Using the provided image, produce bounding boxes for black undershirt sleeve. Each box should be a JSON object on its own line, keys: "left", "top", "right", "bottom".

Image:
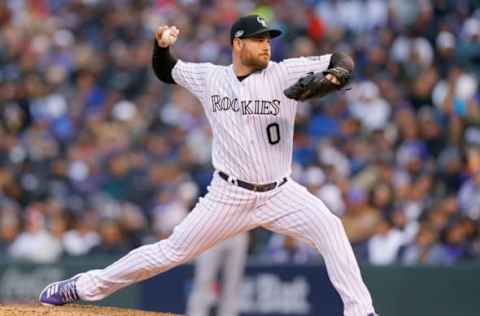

{"left": 328, "top": 52, "right": 355, "bottom": 73}
{"left": 152, "top": 40, "right": 178, "bottom": 84}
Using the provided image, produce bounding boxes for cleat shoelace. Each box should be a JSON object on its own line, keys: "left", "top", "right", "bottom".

{"left": 60, "top": 280, "right": 79, "bottom": 303}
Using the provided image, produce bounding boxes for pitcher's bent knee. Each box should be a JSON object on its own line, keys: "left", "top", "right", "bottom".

{"left": 306, "top": 211, "right": 347, "bottom": 244}
{"left": 327, "top": 213, "right": 344, "bottom": 229}
{"left": 311, "top": 210, "right": 344, "bottom": 230}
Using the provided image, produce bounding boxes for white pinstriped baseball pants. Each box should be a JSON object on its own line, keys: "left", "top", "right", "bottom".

{"left": 76, "top": 172, "right": 376, "bottom": 316}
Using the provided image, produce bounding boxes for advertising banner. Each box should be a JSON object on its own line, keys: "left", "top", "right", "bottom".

{"left": 142, "top": 264, "right": 343, "bottom": 316}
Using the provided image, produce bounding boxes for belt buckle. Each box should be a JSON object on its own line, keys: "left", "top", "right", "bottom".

{"left": 227, "top": 175, "right": 237, "bottom": 186}
{"left": 252, "top": 184, "right": 259, "bottom": 192}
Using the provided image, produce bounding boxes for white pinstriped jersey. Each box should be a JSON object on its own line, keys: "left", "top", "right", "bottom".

{"left": 172, "top": 55, "right": 331, "bottom": 184}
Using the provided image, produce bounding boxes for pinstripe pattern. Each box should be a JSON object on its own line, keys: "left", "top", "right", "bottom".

{"left": 76, "top": 174, "right": 255, "bottom": 300}
{"left": 74, "top": 54, "right": 376, "bottom": 316}
{"left": 254, "top": 180, "right": 374, "bottom": 316}
{"left": 76, "top": 175, "right": 376, "bottom": 315}
{"left": 170, "top": 57, "right": 332, "bottom": 184}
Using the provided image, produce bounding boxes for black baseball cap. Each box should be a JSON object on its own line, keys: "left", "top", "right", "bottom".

{"left": 230, "top": 15, "right": 282, "bottom": 45}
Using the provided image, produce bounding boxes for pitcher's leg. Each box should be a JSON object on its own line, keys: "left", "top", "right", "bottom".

{"left": 77, "top": 193, "right": 253, "bottom": 301}
{"left": 257, "top": 181, "right": 375, "bottom": 316}
{"left": 218, "top": 233, "right": 249, "bottom": 316}
{"left": 186, "top": 244, "right": 224, "bottom": 316}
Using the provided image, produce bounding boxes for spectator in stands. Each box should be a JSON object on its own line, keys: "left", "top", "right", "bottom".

{"left": 0, "top": 210, "right": 19, "bottom": 253}
{"left": 459, "top": 171, "right": 480, "bottom": 220}
{"left": 401, "top": 224, "right": 439, "bottom": 265}
{"left": 368, "top": 216, "right": 406, "bottom": 265}
{"left": 8, "top": 209, "right": 63, "bottom": 263}
{"left": 342, "top": 187, "right": 382, "bottom": 260}
{"left": 63, "top": 214, "right": 100, "bottom": 257}
{"left": 89, "top": 220, "right": 130, "bottom": 256}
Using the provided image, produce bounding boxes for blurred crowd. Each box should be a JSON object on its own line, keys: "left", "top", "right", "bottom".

{"left": 1, "top": 0, "right": 480, "bottom": 266}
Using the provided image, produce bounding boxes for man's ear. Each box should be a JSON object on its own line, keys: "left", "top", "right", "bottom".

{"left": 233, "top": 38, "right": 242, "bottom": 50}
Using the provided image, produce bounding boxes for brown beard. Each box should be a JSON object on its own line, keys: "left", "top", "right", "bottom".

{"left": 249, "top": 57, "right": 268, "bottom": 70}
{"left": 241, "top": 48, "right": 269, "bottom": 71}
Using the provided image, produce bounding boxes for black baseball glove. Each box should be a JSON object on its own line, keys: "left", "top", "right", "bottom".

{"left": 283, "top": 67, "right": 352, "bottom": 101}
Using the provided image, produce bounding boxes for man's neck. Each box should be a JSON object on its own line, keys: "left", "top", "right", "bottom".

{"left": 233, "top": 60, "right": 254, "bottom": 77}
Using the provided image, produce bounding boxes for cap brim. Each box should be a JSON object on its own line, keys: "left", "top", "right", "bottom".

{"left": 245, "top": 28, "right": 282, "bottom": 39}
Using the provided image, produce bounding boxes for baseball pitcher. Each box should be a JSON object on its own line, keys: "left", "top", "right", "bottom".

{"left": 40, "top": 15, "right": 377, "bottom": 316}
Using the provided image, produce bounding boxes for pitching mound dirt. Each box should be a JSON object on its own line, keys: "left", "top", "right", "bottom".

{"left": 0, "top": 304, "right": 180, "bottom": 316}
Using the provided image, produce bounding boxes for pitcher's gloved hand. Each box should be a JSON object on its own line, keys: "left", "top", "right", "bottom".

{"left": 283, "top": 66, "right": 352, "bottom": 101}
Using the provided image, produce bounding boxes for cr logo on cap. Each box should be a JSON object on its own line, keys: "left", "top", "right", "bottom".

{"left": 235, "top": 30, "right": 245, "bottom": 38}
{"left": 257, "top": 16, "right": 267, "bottom": 27}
